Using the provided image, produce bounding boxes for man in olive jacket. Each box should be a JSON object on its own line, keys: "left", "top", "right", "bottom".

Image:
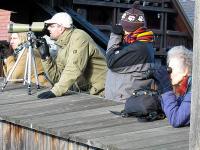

{"left": 37, "top": 12, "right": 107, "bottom": 99}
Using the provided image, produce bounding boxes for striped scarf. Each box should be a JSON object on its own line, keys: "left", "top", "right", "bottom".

{"left": 124, "top": 27, "right": 154, "bottom": 45}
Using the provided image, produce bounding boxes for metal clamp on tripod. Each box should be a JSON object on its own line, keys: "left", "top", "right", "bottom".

{"left": 2, "top": 31, "right": 40, "bottom": 95}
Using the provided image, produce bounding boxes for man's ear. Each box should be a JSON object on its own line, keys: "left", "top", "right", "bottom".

{"left": 60, "top": 26, "right": 66, "bottom": 33}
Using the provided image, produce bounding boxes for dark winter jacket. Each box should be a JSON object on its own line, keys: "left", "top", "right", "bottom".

{"left": 105, "top": 33, "right": 154, "bottom": 102}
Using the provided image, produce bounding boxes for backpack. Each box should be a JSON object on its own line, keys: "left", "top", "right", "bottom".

{"left": 112, "top": 89, "right": 165, "bottom": 122}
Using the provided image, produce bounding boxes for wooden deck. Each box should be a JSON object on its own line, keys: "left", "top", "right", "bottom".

{"left": 0, "top": 78, "right": 189, "bottom": 150}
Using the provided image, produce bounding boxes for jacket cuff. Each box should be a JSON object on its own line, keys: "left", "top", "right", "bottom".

{"left": 107, "top": 33, "right": 122, "bottom": 53}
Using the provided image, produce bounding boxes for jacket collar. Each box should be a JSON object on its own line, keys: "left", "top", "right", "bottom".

{"left": 55, "top": 28, "right": 74, "bottom": 47}
{"left": 177, "top": 76, "right": 192, "bottom": 96}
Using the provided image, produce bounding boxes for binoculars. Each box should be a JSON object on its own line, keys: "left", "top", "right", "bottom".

{"left": 8, "top": 22, "right": 46, "bottom": 33}
{"left": 146, "top": 67, "right": 172, "bottom": 79}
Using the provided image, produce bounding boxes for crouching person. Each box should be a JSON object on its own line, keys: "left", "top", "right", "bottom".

{"left": 152, "top": 46, "right": 192, "bottom": 127}
{"left": 37, "top": 12, "right": 108, "bottom": 99}
{"left": 105, "top": 1, "right": 154, "bottom": 102}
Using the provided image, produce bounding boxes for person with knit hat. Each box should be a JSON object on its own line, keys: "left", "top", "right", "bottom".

{"left": 120, "top": 1, "right": 146, "bottom": 32}
{"left": 105, "top": 1, "right": 155, "bottom": 102}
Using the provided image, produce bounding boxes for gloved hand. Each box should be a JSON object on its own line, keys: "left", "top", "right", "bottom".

{"left": 152, "top": 66, "right": 173, "bottom": 94}
{"left": 36, "top": 38, "right": 50, "bottom": 60}
{"left": 111, "top": 24, "right": 124, "bottom": 35}
{"left": 37, "top": 91, "right": 56, "bottom": 99}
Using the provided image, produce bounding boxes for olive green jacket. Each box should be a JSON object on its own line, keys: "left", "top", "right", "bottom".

{"left": 42, "top": 28, "right": 107, "bottom": 96}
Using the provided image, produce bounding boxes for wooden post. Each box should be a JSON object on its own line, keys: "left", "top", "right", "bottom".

{"left": 189, "top": 0, "right": 200, "bottom": 149}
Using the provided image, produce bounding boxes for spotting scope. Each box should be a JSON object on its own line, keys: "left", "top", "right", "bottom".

{"left": 8, "top": 22, "right": 46, "bottom": 33}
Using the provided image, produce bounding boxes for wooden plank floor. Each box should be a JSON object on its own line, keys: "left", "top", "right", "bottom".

{"left": 0, "top": 78, "right": 189, "bottom": 150}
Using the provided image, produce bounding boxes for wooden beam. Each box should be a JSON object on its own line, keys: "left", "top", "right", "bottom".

{"left": 159, "top": 8, "right": 164, "bottom": 52}
{"left": 171, "top": 0, "right": 193, "bottom": 38}
{"left": 163, "top": 12, "right": 167, "bottom": 49}
{"left": 35, "top": 2, "right": 57, "bottom": 16}
{"left": 95, "top": 25, "right": 112, "bottom": 31}
{"left": 189, "top": 1, "right": 200, "bottom": 149}
{"left": 151, "top": 29, "right": 188, "bottom": 37}
{"left": 139, "top": 6, "right": 176, "bottom": 13}
{"left": 73, "top": 0, "right": 176, "bottom": 13}
{"left": 166, "top": 30, "right": 188, "bottom": 37}
{"left": 154, "top": 50, "right": 167, "bottom": 56}
{"left": 58, "top": 6, "right": 108, "bottom": 53}
{"left": 138, "top": 0, "right": 171, "bottom": 3}
{"left": 73, "top": 0, "right": 132, "bottom": 8}
{"left": 116, "top": 7, "right": 120, "bottom": 23}
{"left": 113, "top": 7, "right": 117, "bottom": 24}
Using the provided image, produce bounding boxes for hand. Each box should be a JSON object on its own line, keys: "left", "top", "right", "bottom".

{"left": 36, "top": 38, "right": 50, "bottom": 59}
{"left": 111, "top": 25, "right": 124, "bottom": 35}
{"left": 152, "top": 66, "right": 173, "bottom": 94}
{"left": 37, "top": 91, "right": 56, "bottom": 99}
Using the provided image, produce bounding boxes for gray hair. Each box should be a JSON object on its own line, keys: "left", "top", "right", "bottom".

{"left": 167, "top": 45, "right": 193, "bottom": 76}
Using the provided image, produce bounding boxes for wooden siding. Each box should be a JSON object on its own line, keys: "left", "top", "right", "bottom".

{"left": 178, "top": 0, "right": 195, "bottom": 27}
{"left": 0, "top": 78, "right": 189, "bottom": 150}
{"left": 72, "top": 0, "right": 193, "bottom": 57}
{"left": 172, "top": 0, "right": 195, "bottom": 37}
{"left": 0, "top": 9, "right": 11, "bottom": 41}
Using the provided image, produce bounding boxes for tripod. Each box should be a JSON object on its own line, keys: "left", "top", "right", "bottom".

{"left": 2, "top": 31, "right": 40, "bottom": 95}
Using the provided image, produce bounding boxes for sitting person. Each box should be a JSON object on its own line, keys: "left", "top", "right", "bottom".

{"left": 153, "top": 45, "right": 192, "bottom": 127}
{"left": 37, "top": 12, "right": 107, "bottom": 99}
{"left": 3, "top": 32, "right": 52, "bottom": 87}
{"left": 105, "top": 1, "right": 154, "bottom": 102}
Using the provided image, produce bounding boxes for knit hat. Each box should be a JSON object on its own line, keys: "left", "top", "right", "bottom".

{"left": 120, "top": 1, "right": 145, "bottom": 32}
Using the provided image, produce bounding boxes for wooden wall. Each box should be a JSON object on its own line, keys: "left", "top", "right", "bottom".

{"left": 0, "top": 9, "right": 11, "bottom": 41}
{"left": 0, "top": 121, "right": 93, "bottom": 150}
{"left": 0, "top": 9, "right": 11, "bottom": 77}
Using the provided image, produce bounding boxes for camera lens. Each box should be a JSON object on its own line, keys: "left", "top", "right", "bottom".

{"left": 146, "top": 66, "right": 172, "bottom": 79}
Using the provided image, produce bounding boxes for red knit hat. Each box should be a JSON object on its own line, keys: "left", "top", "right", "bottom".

{"left": 120, "top": 1, "right": 145, "bottom": 32}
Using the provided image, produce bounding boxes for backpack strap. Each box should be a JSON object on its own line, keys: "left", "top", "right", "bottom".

{"left": 132, "top": 89, "right": 158, "bottom": 96}
{"left": 110, "top": 110, "right": 137, "bottom": 118}
{"left": 137, "top": 111, "right": 165, "bottom": 122}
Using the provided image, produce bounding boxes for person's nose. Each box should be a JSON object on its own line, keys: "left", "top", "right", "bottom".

{"left": 47, "top": 26, "right": 51, "bottom": 31}
{"left": 10, "top": 39, "right": 14, "bottom": 44}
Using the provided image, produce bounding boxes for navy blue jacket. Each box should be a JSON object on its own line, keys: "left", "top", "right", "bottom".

{"left": 106, "top": 40, "right": 154, "bottom": 70}
{"left": 160, "top": 77, "right": 192, "bottom": 127}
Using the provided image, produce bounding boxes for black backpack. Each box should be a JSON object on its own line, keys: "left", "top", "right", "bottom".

{"left": 111, "top": 89, "right": 165, "bottom": 122}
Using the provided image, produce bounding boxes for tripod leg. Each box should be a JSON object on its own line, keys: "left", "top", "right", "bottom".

{"left": 23, "top": 49, "right": 29, "bottom": 85}
{"left": 31, "top": 48, "right": 40, "bottom": 89}
{"left": 27, "top": 46, "right": 32, "bottom": 95}
{"left": 2, "top": 47, "right": 26, "bottom": 91}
